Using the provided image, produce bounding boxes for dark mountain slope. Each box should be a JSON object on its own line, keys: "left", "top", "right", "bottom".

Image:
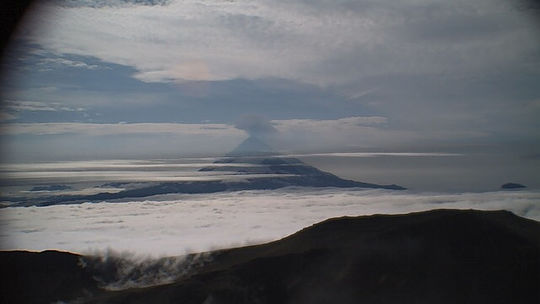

{"left": 2, "top": 209, "right": 539, "bottom": 303}
{"left": 0, "top": 250, "right": 99, "bottom": 304}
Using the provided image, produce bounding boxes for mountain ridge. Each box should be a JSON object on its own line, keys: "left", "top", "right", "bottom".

{"left": 1, "top": 209, "right": 539, "bottom": 303}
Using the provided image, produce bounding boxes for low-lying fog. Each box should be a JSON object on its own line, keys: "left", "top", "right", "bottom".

{"left": 1, "top": 188, "right": 538, "bottom": 256}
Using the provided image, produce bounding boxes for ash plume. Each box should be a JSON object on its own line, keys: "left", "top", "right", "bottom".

{"left": 234, "top": 115, "right": 277, "bottom": 138}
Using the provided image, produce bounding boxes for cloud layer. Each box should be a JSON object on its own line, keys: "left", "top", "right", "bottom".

{"left": 2, "top": 0, "right": 539, "bottom": 160}
{"left": 24, "top": 0, "right": 539, "bottom": 87}
{"left": 0, "top": 122, "right": 240, "bottom": 136}
{"left": 1, "top": 188, "right": 539, "bottom": 256}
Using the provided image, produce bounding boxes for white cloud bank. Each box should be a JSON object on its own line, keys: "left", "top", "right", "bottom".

{"left": 1, "top": 188, "right": 538, "bottom": 256}
{"left": 23, "top": 0, "right": 538, "bottom": 87}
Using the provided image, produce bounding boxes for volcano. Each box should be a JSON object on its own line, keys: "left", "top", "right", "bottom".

{"left": 5, "top": 139, "right": 404, "bottom": 207}
{"left": 227, "top": 136, "right": 274, "bottom": 157}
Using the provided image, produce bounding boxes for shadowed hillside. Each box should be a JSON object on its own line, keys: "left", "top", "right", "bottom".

{"left": 1, "top": 209, "right": 539, "bottom": 303}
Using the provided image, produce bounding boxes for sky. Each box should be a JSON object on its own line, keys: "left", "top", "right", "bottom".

{"left": 1, "top": 0, "right": 539, "bottom": 261}
{"left": 0, "top": 0, "right": 539, "bottom": 160}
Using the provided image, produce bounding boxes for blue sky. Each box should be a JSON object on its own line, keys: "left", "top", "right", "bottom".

{"left": 1, "top": 0, "right": 539, "bottom": 160}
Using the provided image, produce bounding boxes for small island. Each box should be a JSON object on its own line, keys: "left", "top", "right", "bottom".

{"left": 501, "top": 183, "right": 526, "bottom": 189}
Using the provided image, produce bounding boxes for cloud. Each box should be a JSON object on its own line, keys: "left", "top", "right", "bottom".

{"left": 266, "top": 116, "right": 423, "bottom": 152}
{"left": 81, "top": 249, "right": 212, "bottom": 290}
{"left": 235, "top": 115, "right": 277, "bottom": 137}
{"left": 1, "top": 188, "right": 539, "bottom": 256}
{"left": 2, "top": 0, "right": 537, "bottom": 152}
{"left": 272, "top": 116, "right": 387, "bottom": 130}
{"left": 54, "top": 0, "right": 171, "bottom": 8}
{"left": 0, "top": 116, "right": 386, "bottom": 137}
{"left": 0, "top": 122, "right": 242, "bottom": 136}
{"left": 0, "top": 116, "right": 495, "bottom": 160}
{"left": 18, "top": 0, "right": 535, "bottom": 86}
{"left": 0, "top": 118, "right": 326, "bottom": 161}
{"left": 0, "top": 117, "right": 414, "bottom": 155}
{"left": 4, "top": 100, "right": 86, "bottom": 112}
{"left": 283, "top": 152, "right": 462, "bottom": 158}
{"left": 0, "top": 122, "right": 246, "bottom": 160}
{"left": 39, "top": 57, "right": 101, "bottom": 70}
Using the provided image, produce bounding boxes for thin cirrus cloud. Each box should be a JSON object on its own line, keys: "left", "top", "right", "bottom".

{"left": 0, "top": 116, "right": 388, "bottom": 136}
{"left": 4, "top": 100, "right": 85, "bottom": 112}
{"left": 0, "top": 122, "right": 241, "bottom": 136}
{"left": 272, "top": 116, "right": 388, "bottom": 130}
{"left": 0, "top": 116, "right": 494, "bottom": 161}
{"left": 0, "top": 100, "right": 86, "bottom": 121}
{"left": 0, "top": 116, "right": 416, "bottom": 153}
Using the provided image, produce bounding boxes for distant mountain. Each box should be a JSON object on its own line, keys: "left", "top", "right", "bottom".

{"left": 6, "top": 156, "right": 404, "bottom": 207}
{"left": 2, "top": 209, "right": 539, "bottom": 303}
{"left": 226, "top": 136, "right": 274, "bottom": 157}
{"left": 2, "top": 138, "right": 404, "bottom": 207}
{"left": 200, "top": 156, "right": 405, "bottom": 189}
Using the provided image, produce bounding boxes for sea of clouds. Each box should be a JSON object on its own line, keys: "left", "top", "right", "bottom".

{"left": 1, "top": 188, "right": 539, "bottom": 257}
